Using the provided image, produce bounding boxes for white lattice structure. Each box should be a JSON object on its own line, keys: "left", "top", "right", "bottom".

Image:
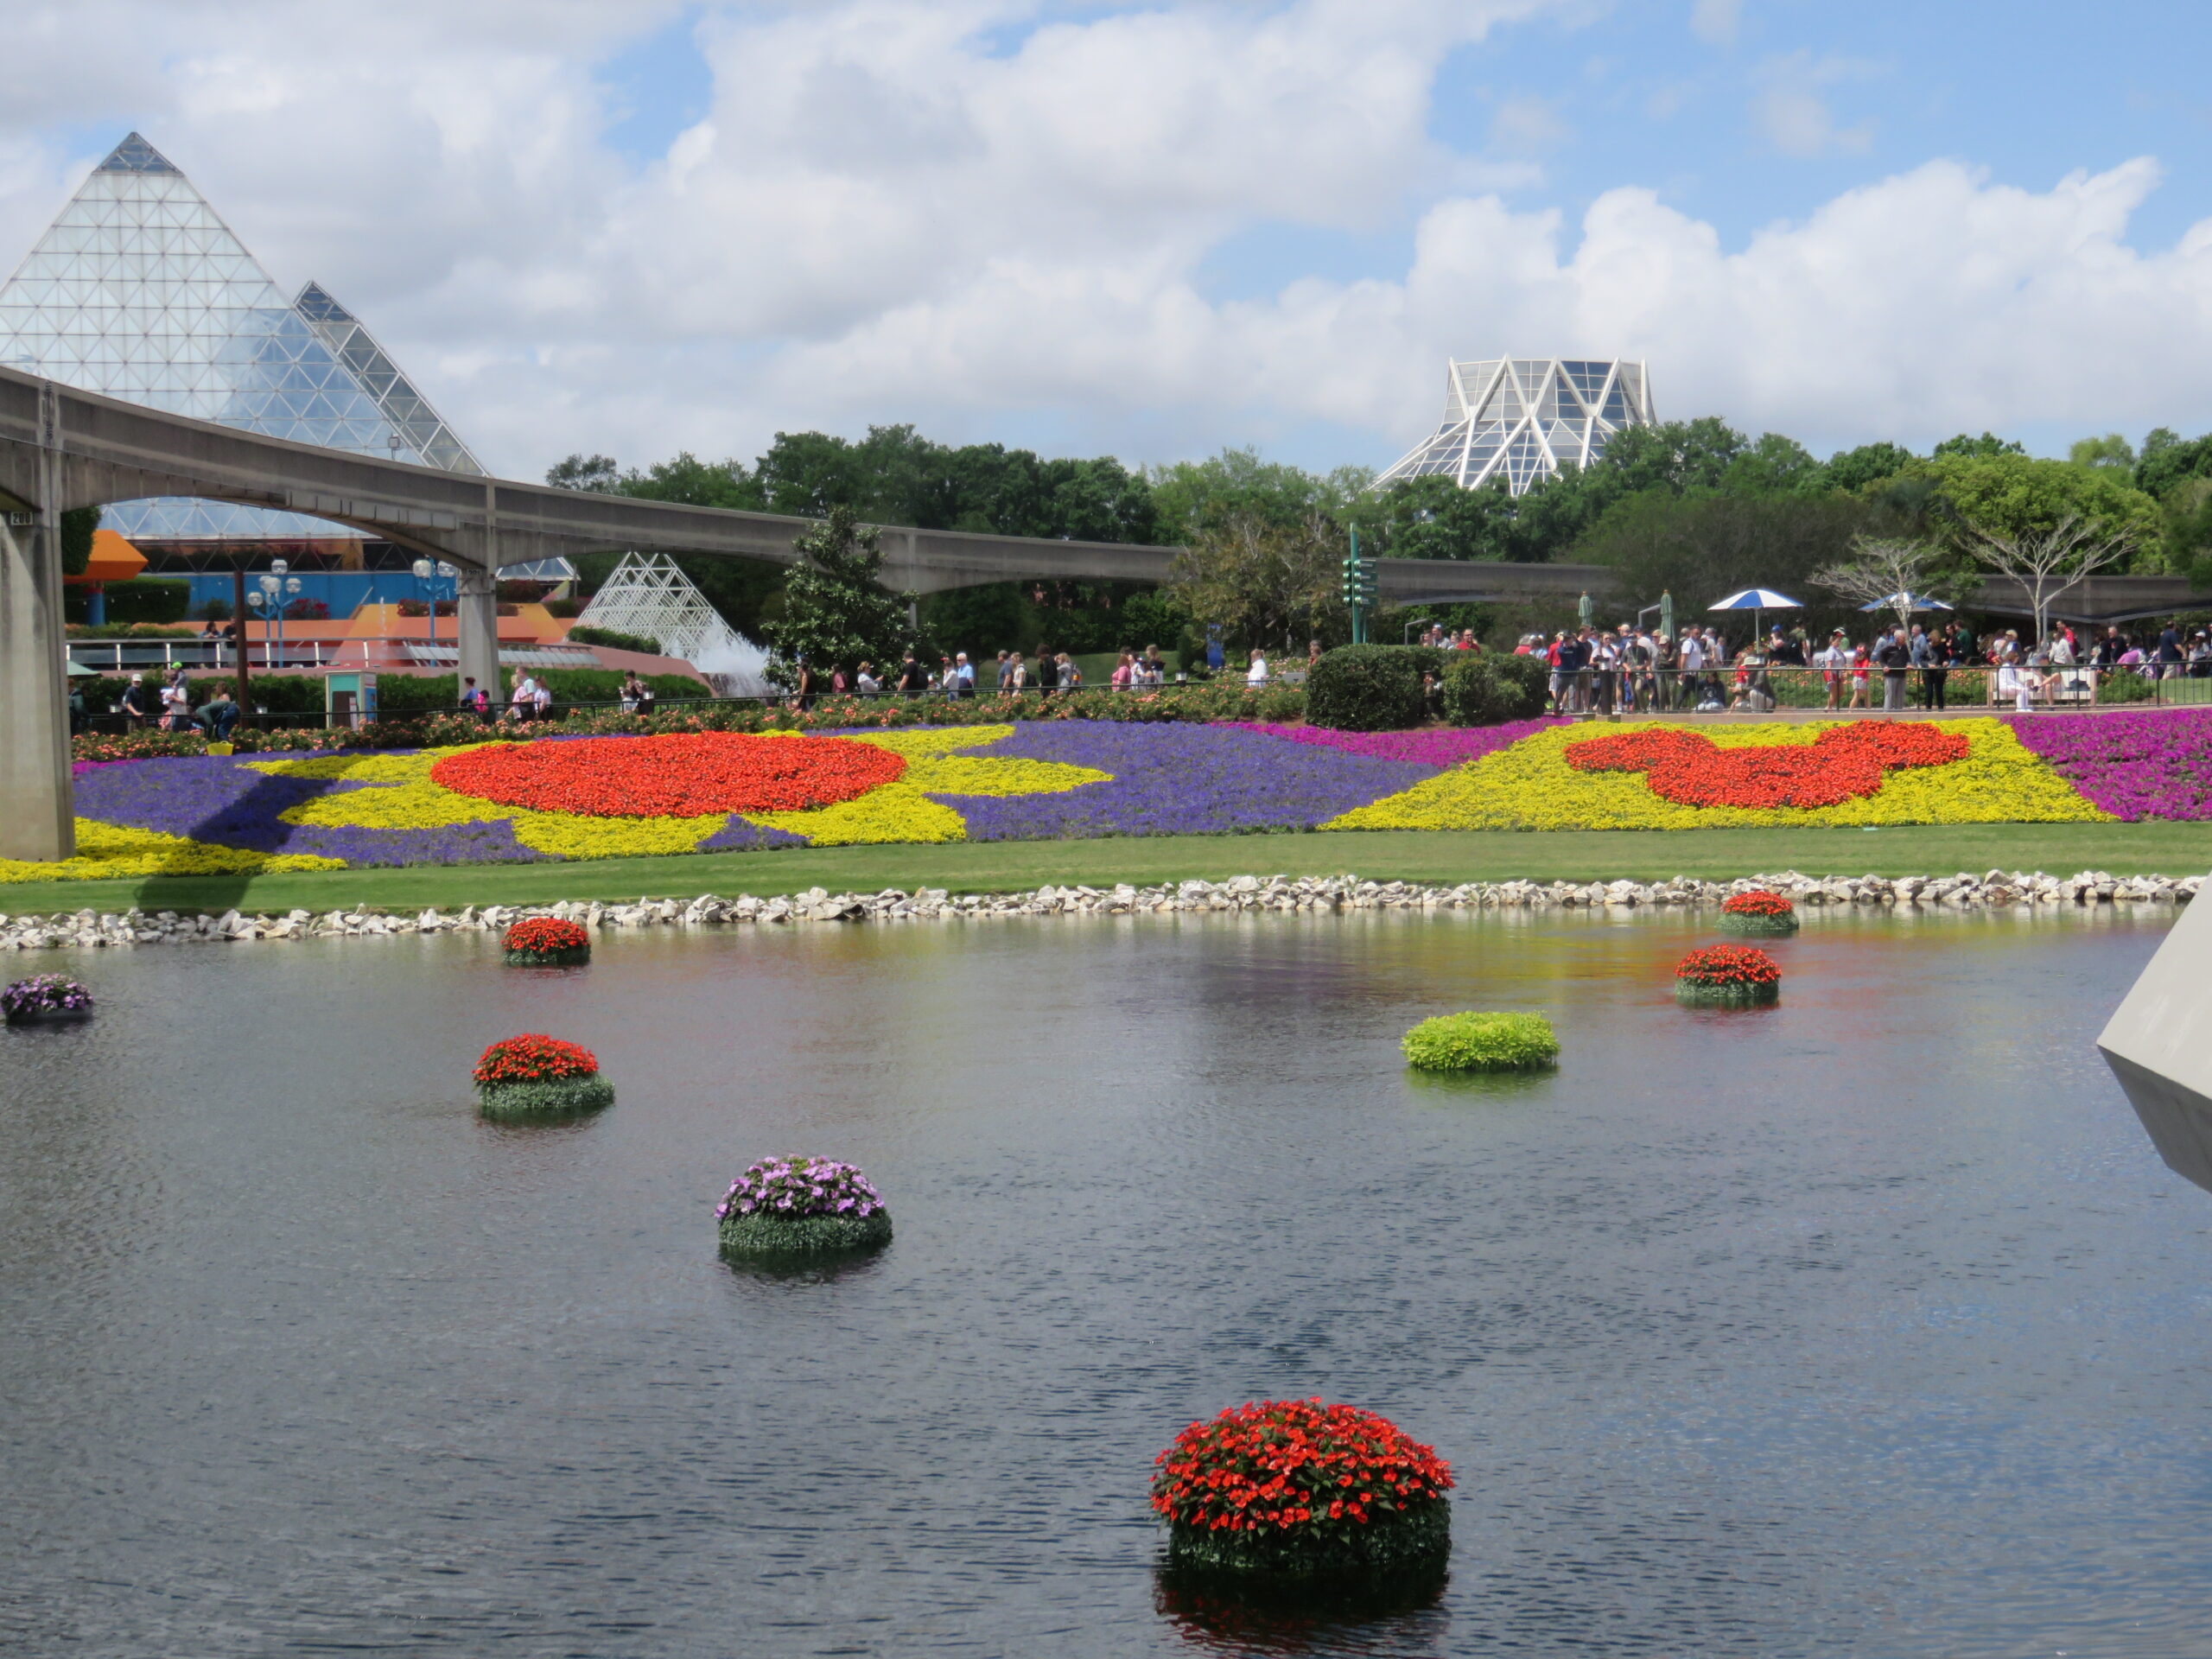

{"left": 574, "top": 552, "right": 770, "bottom": 696}
{"left": 1377, "top": 358, "right": 1655, "bottom": 497}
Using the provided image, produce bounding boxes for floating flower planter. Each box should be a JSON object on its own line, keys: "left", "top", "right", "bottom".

{"left": 717, "top": 1156, "right": 892, "bottom": 1259}
{"left": 473, "top": 1033, "right": 613, "bottom": 1118}
{"left": 3, "top": 974, "right": 94, "bottom": 1025}
{"left": 1717, "top": 890, "right": 1800, "bottom": 937}
{"left": 503, "top": 917, "right": 591, "bottom": 967}
{"left": 1151, "top": 1400, "right": 1453, "bottom": 1580}
{"left": 1675, "top": 944, "right": 1782, "bottom": 1007}
{"left": 1402, "top": 1011, "right": 1558, "bottom": 1072}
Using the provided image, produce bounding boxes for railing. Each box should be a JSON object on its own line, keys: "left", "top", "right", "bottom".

{"left": 1528, "top": 662, "right": 2209, "bottom": 715}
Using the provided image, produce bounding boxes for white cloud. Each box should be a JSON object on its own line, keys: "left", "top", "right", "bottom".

{"left": 1, "top": 1, "right": 2210, "bottom": 480}
{"left": 1689, "top": 0, "right": 1742, "bottom": 47}
{"left": 1755, "top": 51, "right": 1875, "bottom": 158}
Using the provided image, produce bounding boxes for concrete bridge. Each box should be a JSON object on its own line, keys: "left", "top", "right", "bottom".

{"left": 2, "top": 361, "right": 2200, "bottom": 861}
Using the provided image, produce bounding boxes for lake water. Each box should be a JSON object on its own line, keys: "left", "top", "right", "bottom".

{"left": 0, "top": 909, "right": 2202, "bottom": 1657}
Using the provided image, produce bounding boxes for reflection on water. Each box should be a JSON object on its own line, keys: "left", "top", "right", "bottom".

{"left": 0, "top": 906, "right": 2197, "bottom": 1657}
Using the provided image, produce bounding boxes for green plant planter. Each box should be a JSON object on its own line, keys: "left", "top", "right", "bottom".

{"left": 1402, "top": 1011, "right": 1559, "bottom": 1072}
{"left": 1716, "top": 912, "right": 1798, "bottom": 938}
{"left": 1166, "top": 1497, "right": 1451, "bottom": 1580}
{"left": 476, "top": 1075, "right": 615, "bottom": 1119}
{"left": 1675, "top": 978, "right": 1781, "bottom": 1007}
{"left": 718, "top": 1211, "right": 893, "bottom": 1259}
{"left": 4, "top": 1006, "right": 92, "bottom": 1026}
{"left": 504, "top": 944, "right": 591, "bottom": 968}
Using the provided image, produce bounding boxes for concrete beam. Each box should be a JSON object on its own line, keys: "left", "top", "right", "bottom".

{"left": 0, "top": 505, "right": 73, "bottom": 861}
{"left": 2099, "top": 887, "right": 2212, "bottom": 1193}
{"left": 454, "top": 562, "right": 500, "bottom": 708}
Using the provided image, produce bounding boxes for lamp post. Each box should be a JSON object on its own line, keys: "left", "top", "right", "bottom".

{"left": 412, "top": 558, "right": 436, "bottom": 647}
{"left": 252, "top": 559, "right": 300, "bottom": 669}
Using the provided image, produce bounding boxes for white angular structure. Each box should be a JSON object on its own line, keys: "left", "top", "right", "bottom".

{"left": 2101, "top": 893, "right": 2212, "bottom": 1193}
{"left": 0, "top": 132, "right": 521, "bottom": 550}
{"left": 1377, "top": 358, "right": 1655, "bottom": 496}
{"left": 575, "top": 553, "right": 770, "bottom": 696}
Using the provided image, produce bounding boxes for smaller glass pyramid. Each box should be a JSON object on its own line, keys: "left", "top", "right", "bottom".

{"left": 0, "top": 132, "right": 485, "bottom": 542}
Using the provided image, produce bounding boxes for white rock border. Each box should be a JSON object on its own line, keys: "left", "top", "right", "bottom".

{"left": 0, "top": 869, "right": 2196, "bottom": 950}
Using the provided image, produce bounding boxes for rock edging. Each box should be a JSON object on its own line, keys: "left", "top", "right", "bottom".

{"left": 0, "top": 869, "right": 2196, "bottom": 950}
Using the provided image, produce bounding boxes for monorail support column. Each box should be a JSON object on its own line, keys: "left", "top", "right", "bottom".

{"left": 0, "top": 496, "right": 75, "bottom": 861}
{"left": 454, "top": 560, "right": 501, "bottom": 710}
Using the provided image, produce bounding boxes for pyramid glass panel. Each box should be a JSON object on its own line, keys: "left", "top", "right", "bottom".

{"left": 0, "top": 132, "right": 486, "bottom": 542}
{"left": 1377, "top": 357, "right": 1655, "bottom": 497}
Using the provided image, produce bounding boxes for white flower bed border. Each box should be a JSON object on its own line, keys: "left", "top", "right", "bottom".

{"left": 0, "top": 869, "right": 2196, "bottom": 950}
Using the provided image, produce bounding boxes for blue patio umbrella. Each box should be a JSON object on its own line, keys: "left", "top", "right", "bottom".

{"left": 1708, "top": 587, "right": 1802, "bottom": 645}
{"left": 1859, "top": 593, "right": 1954, "bottom": 613}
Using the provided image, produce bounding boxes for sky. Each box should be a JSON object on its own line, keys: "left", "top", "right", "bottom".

{"left": 3, "top": 0, "right": 2212, "bottom": 482}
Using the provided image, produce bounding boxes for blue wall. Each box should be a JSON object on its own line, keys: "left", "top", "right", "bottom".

{"left": 184, "top": 569, "right": 456, "bottom": 618}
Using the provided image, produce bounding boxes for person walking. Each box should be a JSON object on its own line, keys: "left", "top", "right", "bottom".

{"left": 1847, "top": 642, "right": 1871, "bottom": 710}
{"left": 508, "top": 674, "right": 537, "bottom": 723}
{"left": 896, "top": 651, "right": 931, "bottom": 696}
{"left": 532, "top": 676, "right": 554, "bottom": 722}
{"left": 1246, "top": 647, "right": 1268, "bottom": 687}
{"left": 1057, "top": 652, "right": 1080, "bottom": 690}
{"left": 1034, "top": 646, "right": 1058, "bottom": 699}
{"left": 1920, "top": 628, "right": 1950, "bottom": 711}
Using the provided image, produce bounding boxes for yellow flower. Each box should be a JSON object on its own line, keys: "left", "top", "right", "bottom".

{"left": 1327, "top": 718, "right": 2111, "bottom": 831}
{"left": 0, "top": 819, "right": 346, "bottom": 884}
{"left": 249, "top": 728, "right": 1109, "bottom": 855}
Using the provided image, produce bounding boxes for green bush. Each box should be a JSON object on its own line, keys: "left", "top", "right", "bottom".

{"left": 1306, "top": 645, "right": 1428, "bottom": 730}
{"left": 568, "top": 624, "right": 662, "bottom": 656}
{"left": 718, "top": 1211, "right": 893, "bottom": 1258}
{"left": 1166, "top": 1496, "right": 1451, "bottom": 1580}
{"left": 1402, "top": 1011, "right": 1560, "bottom": 1072}
{"left": 1440, "top": 652, "right": 1548, "bottom": 725}
{"left": 477, "top": 1077, "right": 616, "bottom": 1119}
{"left": 2098, "top": 671, "right": 2158, "bottom": 704}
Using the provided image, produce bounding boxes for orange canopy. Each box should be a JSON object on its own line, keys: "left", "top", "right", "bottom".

{"left": 64, "top": 529, "right": 147, "bottom": 587}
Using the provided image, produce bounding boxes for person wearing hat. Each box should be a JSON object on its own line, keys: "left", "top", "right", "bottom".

{"left": 119, "top": 671, "right": 157, "bottom": 729}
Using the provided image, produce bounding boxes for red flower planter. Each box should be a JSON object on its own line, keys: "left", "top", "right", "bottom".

{"left": 472, "top": 1033, "right": 613, "bottom": 1117}
{"left": 503, "top": 917, "right": 592, "bottom": 967}
{"left": 1675, "top": 944, "right": 1783, "bottom": 1006}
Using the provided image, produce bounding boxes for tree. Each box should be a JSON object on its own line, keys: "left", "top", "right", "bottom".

{"left": 1814, "top": 537, "right": 1951, "bottom": 635}
{"left": 1168, "top": 513, "right": 1347, "bottom": 651}
{"left": 547, "top": 453, "right": 620, "bottom": 492}
{"left": 1932, "top": 432, "right": 2026, "bottom": 460}
{"left": 1719, "top": 433, "right": 1829, "bottom": 497}
{"left": 1827, "top": 441, "right": 1916, "bottom": 494}
{"left": 2135, "top": 427, "right": 2212, "bottom": 500}
{"left": 1147, "top": 448, "right": 1358, "bottom": 537}
{"left": 1966, "top": 514, "right": 2133, "bottom": 643}
{"left": 1914, "top": 452, "right": 2163, "bottom": 568}
{"left": 757, "top": 506, "right": 917, "bottom": 690}
{"left": 2069, "top": 433, "right": 2137, "bottom": 474}
{"left": 1573, "top": 491, "right": 1872, "bottom": 639}
{"left": 1370, "top": 474, "right": 1519, "bottom": 562}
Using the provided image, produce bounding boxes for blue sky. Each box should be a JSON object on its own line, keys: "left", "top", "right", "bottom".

{"left": 3, "top": 1, "right": 2212, "bottom": 475}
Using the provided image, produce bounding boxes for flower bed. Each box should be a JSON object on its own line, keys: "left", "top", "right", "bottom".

{"left": 1675, "top": 944, "right": 1782, "bottom": 1007}
{"left": 3, "top": 973, "right": 93, "bottom": 1024}
{"left": 2005, "top": 709, "right": 2212, "bottom": 821}
{"left": 1151, "top": 1400, "right": 1453, "bottom": 1579}
{"left": 1328, "top": 718, "right": 2107, "bottom": 832}
{"left": 15, "top": 714, "right": 2163, "bottom": 884}
{"left": 502, "top": 916, "right": 591, "bottom": 967}
{"left": 716, "top": 1156, "right": 892, "bottom": 1257}
{"left": 1402, "top": 1011, "right": 1559, "bottom": 1071}
{"left": 472, "top": 1033, "right": 613, "bottom": 1118}
{"left": 1717, "top": 889, "right": 1799, "bottom": 937}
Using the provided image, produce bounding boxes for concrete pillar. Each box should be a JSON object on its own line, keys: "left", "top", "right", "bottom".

{"left": 455, "top": 560, "right": 500, "bottom": 707}
{"left": 0, "top": 505, "right": 75, "bottom": 860}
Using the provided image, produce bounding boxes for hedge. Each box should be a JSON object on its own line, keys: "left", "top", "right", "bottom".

{"left": 1440, "top": 652, "right": 1548, "bottom": 726}
{"left": 1306, "top": 645, "right": 1448, "bottom": 731}
{"left": 1402, "top": 1011, "right": 1560, "bottom": 1072}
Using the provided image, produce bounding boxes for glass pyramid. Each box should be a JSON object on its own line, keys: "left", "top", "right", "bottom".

{"left": 1376, "top": 358, "right": 1655, "bottom": 498}
{"left": 0, "top": 132, "right": 483, "bottom": 542}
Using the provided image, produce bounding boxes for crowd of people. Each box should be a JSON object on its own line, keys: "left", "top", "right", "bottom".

{"left": 782, "top": 644, "right": 1203, "bottom": 709}
{"left": 1512, "top": 617, "right": 2212, "bottom": 716}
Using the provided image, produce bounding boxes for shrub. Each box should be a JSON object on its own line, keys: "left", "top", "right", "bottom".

{"left": 473, "top": 1033, "right": 613, "bottom": 1117}
{"left": 3, "top": 974, "right": 94, "bottom": 1023}
{"left": 1717, "top": 890, "right": 1799, "bottom": 937}
{"left": 1306, "top": 645, "right": 1426, "bottom": 731}
{"left": 1675, "top": 944, "right": 1782, "bottom": 1006}
{"left": 569, "top": 624, "right": 663, "bottom": 657}
{"left": 503, "top": 917, "right": 592, "bottom": 966}
{"left": 1440, "top": 652, "right": 1548, "bottom": 726}
{"left": 717, "top": 1156, "right": 893, "bottom": 1257}
{"left": 1151, "top": 1400, "right": 1453, "bottom": 1579}
{"left": 1402, "top": 1011, "right": 1559, "bottom": 1071}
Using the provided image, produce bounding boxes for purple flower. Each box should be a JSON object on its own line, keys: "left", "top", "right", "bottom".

{"left": 2006, "top": 709, "right": 2212, "bottom": 821}
{"left": 1217, "top": 718, "right": 1565, "bottom": 767}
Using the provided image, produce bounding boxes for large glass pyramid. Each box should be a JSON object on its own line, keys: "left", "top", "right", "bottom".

{"left": 0, "top": 131, "right": 484, "bottom": 542}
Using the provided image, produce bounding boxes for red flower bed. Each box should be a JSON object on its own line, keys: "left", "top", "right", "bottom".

{"left": 1721, "top": 890, "right": 1795, "bottom": 917}
{"left": 1151, "top": 1400, "right": 1453, "bottom": 1537}
{"left": 1675, "top": 944, "right": 1783, "bottom": 987}
{"left": 473, "top": 1033, "right": 600, "bottom": 1084}
{"left": 1566, "top": 721, "right": 1969, "bottom": 810}
{"left": 504, "top": 917, "right": 590, "bottom": 954}
{"left": 429, "top": 732, "right": 906, "bottom": 818}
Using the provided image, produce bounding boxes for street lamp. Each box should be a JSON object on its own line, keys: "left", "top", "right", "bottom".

{"left": 251, "top": 559, "right": 301, "bottom": 667}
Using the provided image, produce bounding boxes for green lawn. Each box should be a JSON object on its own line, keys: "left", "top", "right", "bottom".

{"left": 5, "top": 822, "right": 2207, "bottom": 916}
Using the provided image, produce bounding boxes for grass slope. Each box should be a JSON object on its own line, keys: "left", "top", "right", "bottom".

{"left": 5, "top": 823, "right": 2208, "bottom": 916}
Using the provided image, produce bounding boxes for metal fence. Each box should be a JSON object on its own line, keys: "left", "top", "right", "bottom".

{"left": 1535, "top": 662, "right": 2208, "bottom": 716}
